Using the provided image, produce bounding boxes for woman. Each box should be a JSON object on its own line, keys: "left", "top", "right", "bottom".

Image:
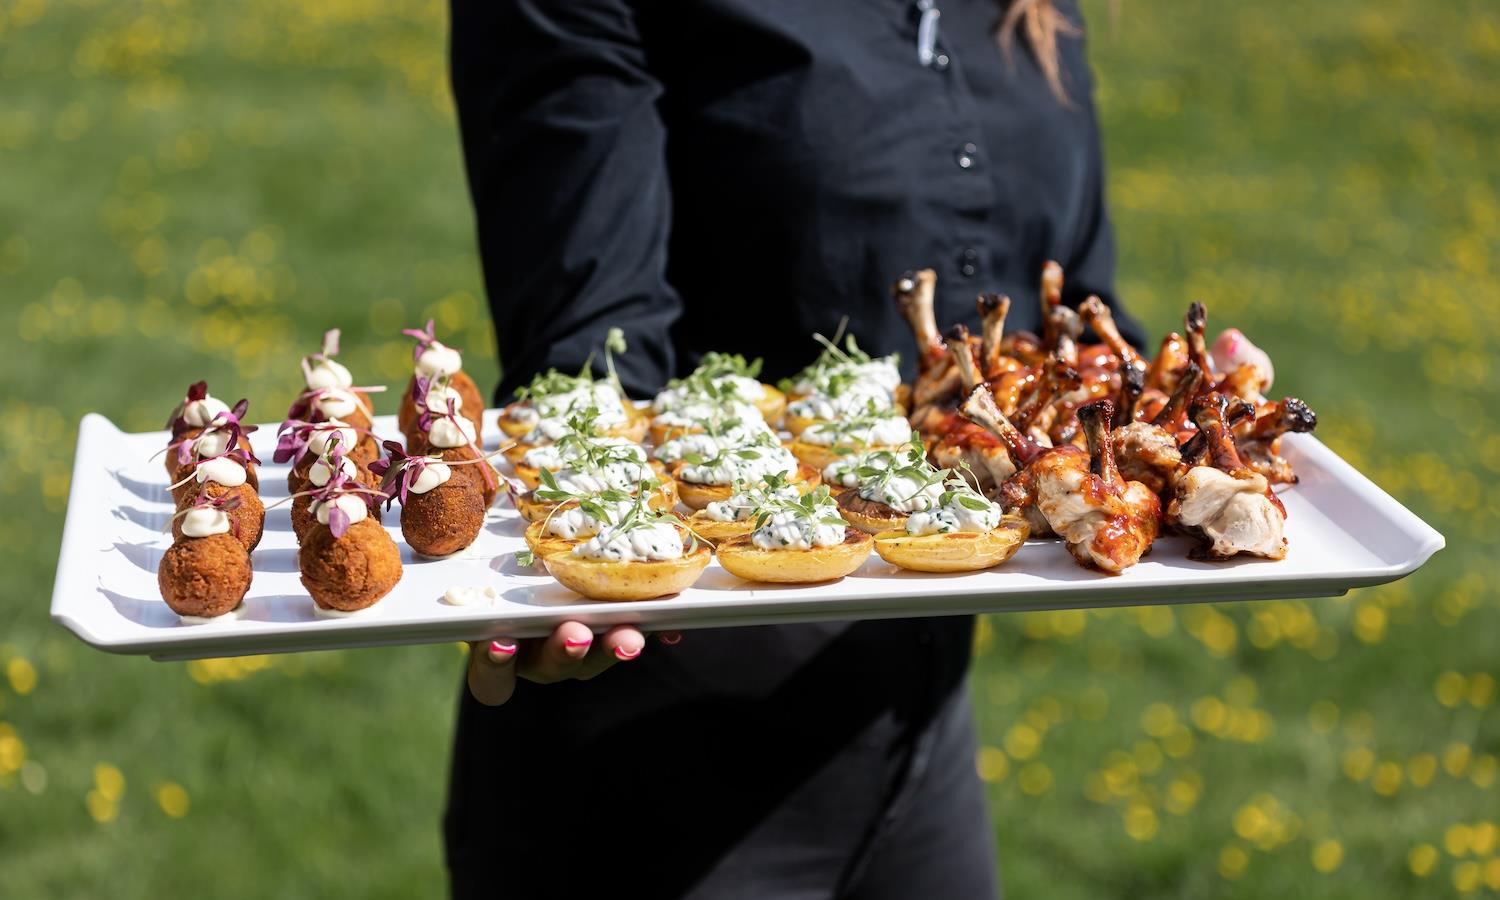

{"left": 445, "top": 1, "right": 1144, "bottom": 897}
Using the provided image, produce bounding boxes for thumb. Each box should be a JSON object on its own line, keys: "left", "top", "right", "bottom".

{"left": 467, "top": 638, "right": 521, "bottom": 706}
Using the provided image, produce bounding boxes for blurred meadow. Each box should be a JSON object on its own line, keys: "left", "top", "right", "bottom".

{"left": 1, "top": 0, "right": 1497, "bottom": 897}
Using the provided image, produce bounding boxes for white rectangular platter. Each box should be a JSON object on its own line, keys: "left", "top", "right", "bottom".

{"left": 51, "top": 411, "right": 1444, "bottom": 661}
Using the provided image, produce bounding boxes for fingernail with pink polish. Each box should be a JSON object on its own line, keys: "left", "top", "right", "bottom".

{"left": 659, "top": 631, "right": 682, "bottom": 646}
{"left": 489, "top": 640, "right": 518, "bottom": 656}
{"left": 564, "top": 637, "right": 593, "bottom": 649}
{"left": 615, "top": 645, "right": 642, "bottom": 661}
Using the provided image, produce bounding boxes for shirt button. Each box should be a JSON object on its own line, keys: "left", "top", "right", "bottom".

{"left": 933, "top": 53, "right": 950, "bottom": 71}
{"left": 958, "top": 246, "right": 979, "bottom": 277}
{"left": 956, "top": 142, "right": 977, "bottom": 169}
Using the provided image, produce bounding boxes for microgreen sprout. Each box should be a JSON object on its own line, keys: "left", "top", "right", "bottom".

{"left": 165, "top": 380, "right": 209, "bottom": 434}
{"left": 586, "top": 487, "right": 707, "bottom": 554}
{"left": 750, "top": 484, "right": 847, "bottom": 532}
{"left": 165, "top": 489, "right": 244, "bottom": 535}
{"left": 162, "top": 398, "right": 259, "bottom": 467}
{"left": 298, "top": 328, "right": 341, "bottom": 383}
{"left": 402, "top": 319, "right": 458, "bottom": 366}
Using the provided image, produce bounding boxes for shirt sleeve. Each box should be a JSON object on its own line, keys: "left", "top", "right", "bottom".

{"left": 1059, "top": 45, "right": 1150, "bottom": 352}
{"left": 449, "top": 0, "right": 680, "bottom": 402}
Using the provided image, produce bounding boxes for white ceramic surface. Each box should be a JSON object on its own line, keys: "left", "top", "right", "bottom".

{"left": 51, "top": 411, "right": 1445, "bottom": 660}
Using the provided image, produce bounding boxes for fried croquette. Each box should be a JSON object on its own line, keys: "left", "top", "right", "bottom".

{"left": 400, "top": 476, "right": 486, "bottom": 558}
{"left": 172, "top": 482, "right": 265, "bottom": 551}
{"left": 398, "top": 371, "right": 485, "bottom": 441}
{"left": 298, "top": 517, "right": 403, "bottom": 612}
{"left": 157, "top": 533, "right": 253, "bottom": 619}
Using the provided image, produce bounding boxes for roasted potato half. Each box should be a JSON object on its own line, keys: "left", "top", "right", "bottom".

{"left": 835, "top": 491, "right": 910, "bottom": 535}
{"left": 782, "top": 413, "right": 819, "bottom": 439}
{"left": 542, "top": 541, "right": 712, "bottom": 601}
{"left": 682, "top": 513, "right": 756, "bottom": 543}
{"left": 522, "top": 520, "right": 582, "bottom": 558}
{"left": 605, "top": 405, "right": 651, "bottom": 443}
{"left": 502, "top": 441, "right": 535, "bottom": 466}
{"left": 752, "top": 384, "right": 787, "bottom": 425}
{"left": 716, "top": 528, "right": 872, "bottom": 584}
{"left": 673, "top": 463, "right": 821, "bottom": 511}
{"left": 788, "top": 439, "right": 903, "bottom": 472}
{"left": 872, "top": 515, "right": 1031, "bottom": 573}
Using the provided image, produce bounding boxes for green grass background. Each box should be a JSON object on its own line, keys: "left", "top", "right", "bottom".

{"left": 2, "top": 0, "right": 1497, "bottom": 896}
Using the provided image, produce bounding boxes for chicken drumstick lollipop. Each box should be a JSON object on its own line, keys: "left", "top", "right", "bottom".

{"left": 1167, "top": 392, "right": 1289, "bottom": 560}
{"left": 961, "top": 388, "right": 1160, "bottom": 573}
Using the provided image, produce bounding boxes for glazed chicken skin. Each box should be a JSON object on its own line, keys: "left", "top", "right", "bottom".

{"left": 1111, "top": 362, "right": 1204, "bottom": 495}
{"left": 926, "top": 324, "right": 1024, "bottom": 491}
{"left": 889, "top": 259, "right": 1315, "bottom": 573}
{"left": 1168, "top": 393, "right": 1288, "bottom": 560}
{"left": 1234, "top": 397, "right": 1317, "bottom": 485}
{"left": 961, "top": 389, "right": 1160, "bottom": 573}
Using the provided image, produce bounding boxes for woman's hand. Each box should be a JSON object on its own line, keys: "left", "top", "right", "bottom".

{"left": 467, "top": 623, "right": 677, "bottom": 706}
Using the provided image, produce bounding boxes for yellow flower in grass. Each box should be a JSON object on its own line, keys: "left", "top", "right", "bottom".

{"left": 1453, "top": 861, "right": 1481, "bottom": 893}
{"left": 1017, "top": 762, "right": 1052, "bottom": 796}
{"left": 94, "top": 763, "right": 124, "bottom": 801}
{"left": 1312, "top": 839, "right": 1344, "bottom": 873}
{"left": 1123, "top": 804, "right": 1158, "bottom": 841}
{"left": 1218, "top": 844, "right": 1249, "bottom": 880}
{"left": 1409, "top": 843, "right": 1438, "bottom": 877}
{"left": 1435, "top": 671, "right": 1466, "bottom": 707}
{"left": 6, "top": 658, "right": 36, "bottom": 695}
{"left": 975, "top": 746, "right": 1009, "bottom": 783}
{"left": 1140, "top": 702, "right": 1176, "bottom": 738}
{"left": 155, "top": 782, "right": 189, "bottom": 818}
{"left": 1471, "top": 822, "right": 1497, "bottom": 857}
{"left": 1483, "top": 858, "right": 1500, "bottom": 891}
{"left": 1446, "top": 823, "right": 1474, "bottom": 857}
{"left": 1408, "top": 753, "right": 1437, "bottom": 788}
{"left": 1371, "top": 761, "right": 1403, "bottom": 796}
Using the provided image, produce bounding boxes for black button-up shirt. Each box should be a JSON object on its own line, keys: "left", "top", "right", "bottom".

{"left": 452, "top": 0, "right": 1143, "bottom": 400}
{"left": 445, "top": 0, "right": 1140, "bottom": 888}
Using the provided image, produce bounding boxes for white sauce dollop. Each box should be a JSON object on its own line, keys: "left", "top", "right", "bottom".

{"left": 309, "top": 455, "right": 358, "bottom": 488}
{"left": 524, "top": 437, "right": 644, "bottom": 471}
{"left": 750, "top": 509, "right": 846, "bottom": 551}
{"left": 423, "top": 385, "right": 464, "bottom": 416}
{"left": 191, "top": 428, "right": 231, "bottom": 460}
{"left": 551, "top": 460, "right": 654, "bottom": 495}
{"left": 408, "top": 460, "right": 452, "bottom": 494}
{"left": 653, "top": 400, "right": 764, "bottom": 428}
{"left": 792, "top": 358, "right": 902, "bottom": 398}
{"left": 313, "top": 494, "right": 370, "bottom": 528}
{"left": 800, "top": 415, "right": 911, "bottom": 448}
{"left": 573, "top": 522, "right": 684, "bottom": 561}
{"left": 905, "top": 494, "right": 1003, "bottom": 535}
{"left": 428, "top": 414, "right": 477, "bottom": 449}
{"left": 182, "top": 396, "right": 230, "bottom": 428}
{"left": 441, "top": 585, "right": 497, "bottom": 606}
{"left": 307, "top": 420, "right": 358, "bottom": 456}
{"left": 823, "top": 450, "right": 897, "bottom": 489}
{"left": 544, "top": 498, "right": 636, "bottom": 540}
{"left": 679, "top": 444, "right": 798, "bottom": 486}
{"left": 195, "top": 456, "right": 248, "bottom": 487}
{"left": 786, "top": 381, "right": 893, "bottom": 420}
{"left": 859, "top": 473, "right": 943, "bottom": 513}
{"left": 305, "top": 358, "right": 353, "bottom": 391}
{"left": 653, "top": 421, "right": 774, "bottom": 463}
{"left": 180, "top": 506, "right": 230, "bottom": 537}
{"left": 704, "top": 484, "right": 800, "bottom": 522}
{"left": 415, "top": 341, "right": 464, "bottom": 379}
